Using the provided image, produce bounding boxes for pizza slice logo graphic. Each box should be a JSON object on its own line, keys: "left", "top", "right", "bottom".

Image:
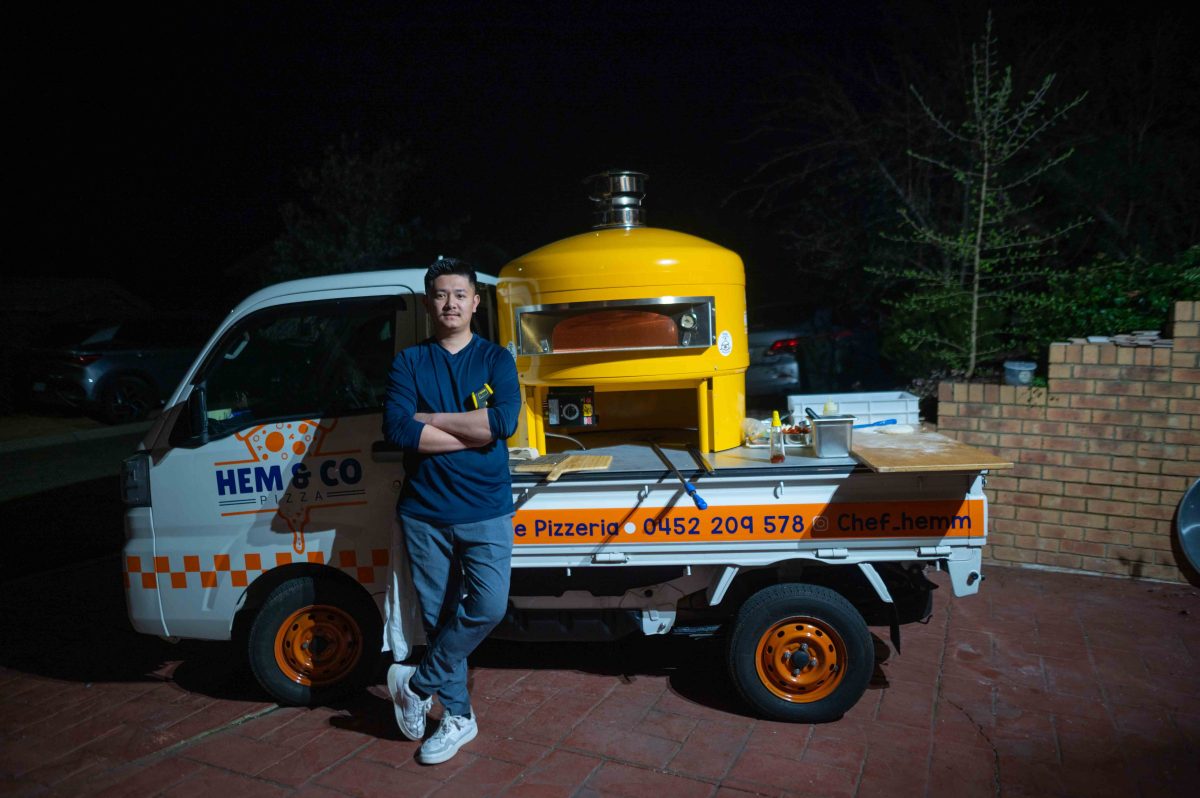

{"left": 222, "top": 419, "right": 333, "bottom": 465}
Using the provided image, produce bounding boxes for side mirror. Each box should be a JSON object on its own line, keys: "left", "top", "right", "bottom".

{"left": 189, "top": 383, "right": 209, "bottom": 445}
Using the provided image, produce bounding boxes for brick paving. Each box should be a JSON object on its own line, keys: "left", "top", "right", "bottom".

{"left": 3, "top": 560, "right": 1199, "bottom": 797}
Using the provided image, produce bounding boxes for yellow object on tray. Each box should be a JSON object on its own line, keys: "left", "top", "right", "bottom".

{"left": 513, "top": 453, "right": 614, "bottom": 482}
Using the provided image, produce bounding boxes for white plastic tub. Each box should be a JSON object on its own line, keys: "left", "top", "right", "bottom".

{"left": 788, "top": 391, "right": 920, "bottom": 425}
{"left": 1003, "top": 361, "right": 1036, "bottom": 386}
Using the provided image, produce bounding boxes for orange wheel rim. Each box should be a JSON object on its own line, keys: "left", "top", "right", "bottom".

{"left": 273, "top": 604, "right": 362, "bottom": 687}
{"left": 754, "top": 615, "right": 847, "bottom": 702}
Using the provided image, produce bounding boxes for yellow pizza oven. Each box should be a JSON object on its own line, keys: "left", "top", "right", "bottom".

{"left": 498, "top": 171, "right": 747, "bottom": 453}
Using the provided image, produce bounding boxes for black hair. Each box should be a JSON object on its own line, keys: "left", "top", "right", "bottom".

{"left": 424, "top": 256, "right": 478, "bottom": 295}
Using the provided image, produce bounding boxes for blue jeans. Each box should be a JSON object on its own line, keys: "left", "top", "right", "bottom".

{"left": 400, "top": 513, "right": 513, "bottom": 716}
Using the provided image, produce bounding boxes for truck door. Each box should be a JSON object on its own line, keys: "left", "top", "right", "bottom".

{"left": 147, "top": 291, "right": 413, "bottom": 639}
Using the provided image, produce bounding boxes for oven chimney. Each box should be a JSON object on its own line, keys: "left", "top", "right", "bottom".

{"left": 587, "top": 170, "right": 647, "bottom": 229}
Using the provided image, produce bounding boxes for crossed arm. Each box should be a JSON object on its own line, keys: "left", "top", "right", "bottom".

{"left": 412, "top": 408, "right": 493, "bottom": 452}
{"left": 383, "top": 348, "right": 521, "bottom": 455}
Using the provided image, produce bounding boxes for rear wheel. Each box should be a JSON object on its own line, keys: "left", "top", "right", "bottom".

{"left": 97, "top": 374, "right": 156, "bottom": 423}
{"left": 248, "top": 576, "right": 381, "bottom": 706}
{"left": 728, "top": 583, "right": 873, "bottom": 722}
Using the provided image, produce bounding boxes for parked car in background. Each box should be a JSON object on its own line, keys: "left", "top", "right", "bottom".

{"left": 746, "top": 306, "right": 892, "bottom": 412}
{"left": 28, "top": 316, "right": 214, "bottom": 423}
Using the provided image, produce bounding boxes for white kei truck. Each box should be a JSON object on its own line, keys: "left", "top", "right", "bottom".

{"left": 122, "top": 186, "right": 1009, "bottom": 723}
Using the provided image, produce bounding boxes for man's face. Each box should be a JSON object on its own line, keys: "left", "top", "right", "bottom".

{"left": 426, "top": 274, "right": 480, "bottom": 336}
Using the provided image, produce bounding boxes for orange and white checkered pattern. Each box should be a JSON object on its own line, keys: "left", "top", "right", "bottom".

{"left": 124, "top": 549, "right": 390, "bottom": 590}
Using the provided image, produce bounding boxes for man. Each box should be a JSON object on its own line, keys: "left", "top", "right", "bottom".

{"left": 382, "top": 257, "right": 521, "bottom": 764}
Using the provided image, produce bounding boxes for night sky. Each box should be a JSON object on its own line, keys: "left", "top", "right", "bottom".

{"left": 15, "top": 1, "right": 1173, "bottom": 309}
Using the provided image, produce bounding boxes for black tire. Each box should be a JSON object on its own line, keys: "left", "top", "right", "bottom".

{"left": 728, "top": 583, "right": 874, "bottom": 723}
{"left": 97, "top": 374, "right": 156, "bottom": 424}
{"left": 248, "top": 576, "right": 382, "bottom": 706}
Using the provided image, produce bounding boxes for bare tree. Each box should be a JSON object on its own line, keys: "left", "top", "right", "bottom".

{"left": 729, "top": 3, "right": 974, "bottom": 322}
{"left": 880, "top": 12, "right": 1085, "bottom": 377}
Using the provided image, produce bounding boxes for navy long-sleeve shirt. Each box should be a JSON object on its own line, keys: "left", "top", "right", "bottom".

{"left": 383, "top": 334, "right": 521, "bottom": 524}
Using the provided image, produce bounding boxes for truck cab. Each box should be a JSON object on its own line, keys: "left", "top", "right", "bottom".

{"left": 123, "top": 270, "right": 497, "bottom": 702}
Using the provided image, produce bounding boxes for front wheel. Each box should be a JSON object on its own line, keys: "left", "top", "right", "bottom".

{"left": 248, "top": 576, "right": 381, "bottom": 706}
{"left": 728, "top": 583, "right": 874, "bottom": 723}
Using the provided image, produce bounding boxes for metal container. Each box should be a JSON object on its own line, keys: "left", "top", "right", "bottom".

{"left": 811, "top": 415, "right": 855, "bottom": 458}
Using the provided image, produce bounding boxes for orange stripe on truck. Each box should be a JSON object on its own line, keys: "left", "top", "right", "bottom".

{"left": 512, "top": 499, "right": 984, "bottom": 544}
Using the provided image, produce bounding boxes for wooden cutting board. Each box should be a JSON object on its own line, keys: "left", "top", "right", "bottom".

{"left": 851, "top": 430, "right": 1013, "bottom": 473}
{"left": 513, "top": 453, "right": 614, "bottom": 482}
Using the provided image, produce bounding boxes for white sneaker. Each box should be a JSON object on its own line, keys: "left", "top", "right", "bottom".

{"left": 418, "top": 713, "right": 478, "bottom": 765}
{"left": 386, "top": 663, "right": 432, "bottom": 741}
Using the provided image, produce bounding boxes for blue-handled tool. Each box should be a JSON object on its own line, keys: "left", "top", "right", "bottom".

{"left": 647, "top": 440, "right": 708, "bottom": 510}
{"left": 853, "top": 418, "right": 897, "bottom": 429}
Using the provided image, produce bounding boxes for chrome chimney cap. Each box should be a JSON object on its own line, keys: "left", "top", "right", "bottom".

{"left": 586, "top": 170, "right": 647, "bottom": 229}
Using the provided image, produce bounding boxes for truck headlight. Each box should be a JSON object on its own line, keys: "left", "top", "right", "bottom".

{"left": 121, "top": 452, "right": 151, "bottom": 507}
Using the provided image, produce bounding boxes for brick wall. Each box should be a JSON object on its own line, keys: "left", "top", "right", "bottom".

{"left": 938, "top": 301, "right": 1200, "bottom": 582}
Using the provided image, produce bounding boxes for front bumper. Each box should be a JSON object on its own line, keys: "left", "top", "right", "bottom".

{"left": 123, "top": 508, "right": 167, "bottom": 636}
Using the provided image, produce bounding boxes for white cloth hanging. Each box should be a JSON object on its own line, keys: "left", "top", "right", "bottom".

{"left": 381, "top": 516, "right": 426, "bottom": 659}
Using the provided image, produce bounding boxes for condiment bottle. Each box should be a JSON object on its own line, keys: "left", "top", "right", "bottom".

{"left": 769, "top": 410, "right": 785, "bottom": 463}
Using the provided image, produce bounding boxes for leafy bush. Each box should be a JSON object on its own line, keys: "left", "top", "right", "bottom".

{"left": 1020, "top": 245, "right": 1200, "bottom": 349}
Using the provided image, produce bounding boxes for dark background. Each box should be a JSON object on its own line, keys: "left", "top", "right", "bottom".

{"left": 19, "top": 2, "right": 792, "bottom": 299}
{"left": 11, "top": 1, "right": 1197, "bottom": 313}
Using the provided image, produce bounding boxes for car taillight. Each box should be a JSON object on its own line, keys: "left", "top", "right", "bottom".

{"left": 122, "top": 452, "right": 151, "bottom": 507}
{"left": 767, "top": 338, "right": 799, "bottom": 355}
{"left": 68, "top": 354, "right": 102, "bottom": 366}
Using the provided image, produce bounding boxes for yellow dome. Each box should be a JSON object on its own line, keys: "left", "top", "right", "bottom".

{"left": 501, "top": 226, "right": 744, "bottom": 294}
